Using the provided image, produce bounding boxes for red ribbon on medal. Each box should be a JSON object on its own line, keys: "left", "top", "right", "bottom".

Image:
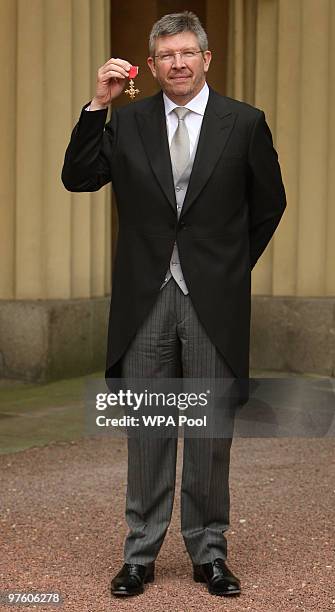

{"left": 128, "top": 66, "right": 139, "bottom": 79}
{"left": 125, "top": 66, "right": 140, "bottom": 99}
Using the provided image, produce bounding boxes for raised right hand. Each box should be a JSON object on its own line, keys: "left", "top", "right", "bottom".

{"left": 91, "top": 57, "right": 132, "bottom": 109}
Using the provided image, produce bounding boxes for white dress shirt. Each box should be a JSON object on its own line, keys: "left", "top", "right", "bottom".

{"left": 163, "top": 81, "right": 209, "bottom": 155}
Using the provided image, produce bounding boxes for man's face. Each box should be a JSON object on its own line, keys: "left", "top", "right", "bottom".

{"left": 147, "top": 31, "right": 211, "bottom": 104}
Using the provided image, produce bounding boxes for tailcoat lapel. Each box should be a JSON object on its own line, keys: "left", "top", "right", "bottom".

{"left": 181, "top": 87, "right": 237, "bottom": 218}
{"left": 135, "top": 93, "right": 177, "bottom": 213}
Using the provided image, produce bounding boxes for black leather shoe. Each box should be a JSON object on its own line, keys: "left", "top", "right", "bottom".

{"left": 111, "top": 562, "right": 155, "bottom": 597}
{"left": 193, "top": 558, "right": 241, "bottom": 596}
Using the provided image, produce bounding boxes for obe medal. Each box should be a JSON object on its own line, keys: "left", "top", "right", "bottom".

{"left": 125, "top": 65, "right": 140, "bottom": 100}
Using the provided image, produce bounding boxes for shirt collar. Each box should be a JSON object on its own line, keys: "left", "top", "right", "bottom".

{"left": 163, "top": 81, "right": 209, "bottom": 117}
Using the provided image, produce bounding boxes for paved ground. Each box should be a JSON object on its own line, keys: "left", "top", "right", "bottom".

{"left": 0, "top": 373, "right": 334, "bottom": 611}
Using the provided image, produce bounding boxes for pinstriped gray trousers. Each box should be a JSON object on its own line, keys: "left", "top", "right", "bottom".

{"left": 121, "top": 278, "right": 234, "bottom": 566}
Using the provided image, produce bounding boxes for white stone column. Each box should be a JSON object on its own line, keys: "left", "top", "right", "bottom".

{"left": 326, "top": 0, "right": 335, "bottom": 295}
{"left": 71, "top": 0, "right": 92, "bottom": 299}
{"left": 297, "top": 0, "right": 330, "bottom": 296}
{"left": 0, "top": 0, "right": 17, "bottom": 299}
{"left": 274, "top": 0, "right": 302, "bottom": 295}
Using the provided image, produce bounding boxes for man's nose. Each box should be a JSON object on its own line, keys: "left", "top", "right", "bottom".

{"left": 172, "top": 52, "right": 186, "bottom": 68}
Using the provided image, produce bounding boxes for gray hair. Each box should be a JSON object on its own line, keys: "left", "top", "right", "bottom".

{"left": 149, "top": 11, "right": 208, "bottom": 57}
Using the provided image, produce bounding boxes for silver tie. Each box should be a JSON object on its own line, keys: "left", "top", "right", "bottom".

{"left": 170, "top": 107, "right": 190, "bottom": 178}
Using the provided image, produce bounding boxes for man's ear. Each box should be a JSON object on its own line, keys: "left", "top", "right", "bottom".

{"left": 203, "top": 50, "right": 212, "bottom": 73}
{"left": 147, "top": 56, "right": 157, "bottom": 78}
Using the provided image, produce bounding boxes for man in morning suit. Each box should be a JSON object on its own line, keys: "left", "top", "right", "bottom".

{"left": 61, "top": 11, "right": 286, "bottom": 599}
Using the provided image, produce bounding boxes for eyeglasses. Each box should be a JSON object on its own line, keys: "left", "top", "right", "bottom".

{"left": 154, "top": 50, "right": 203, "bottom": 63}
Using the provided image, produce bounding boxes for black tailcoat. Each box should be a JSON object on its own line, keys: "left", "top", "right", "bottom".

{"left": 62, "top": 86, "right": 286, "bottom": 394}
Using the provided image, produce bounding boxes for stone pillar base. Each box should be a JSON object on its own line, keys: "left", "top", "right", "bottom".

{"left": 251, "top": 296, "right": 335, "bottom": 377}
{"left": 0, "top": 297, "right": 110, "bottom": 382}
{"left": 1, "top": 296, "right": 334, "bottom": 382}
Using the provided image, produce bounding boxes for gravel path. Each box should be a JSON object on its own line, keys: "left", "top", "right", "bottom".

{"left": 1, "top": 435, "right": 334, "bottom": 612}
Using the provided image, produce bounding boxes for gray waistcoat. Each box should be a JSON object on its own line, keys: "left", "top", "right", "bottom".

{"left": 160, "top": 135, "right": 199, "bottom": 294}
